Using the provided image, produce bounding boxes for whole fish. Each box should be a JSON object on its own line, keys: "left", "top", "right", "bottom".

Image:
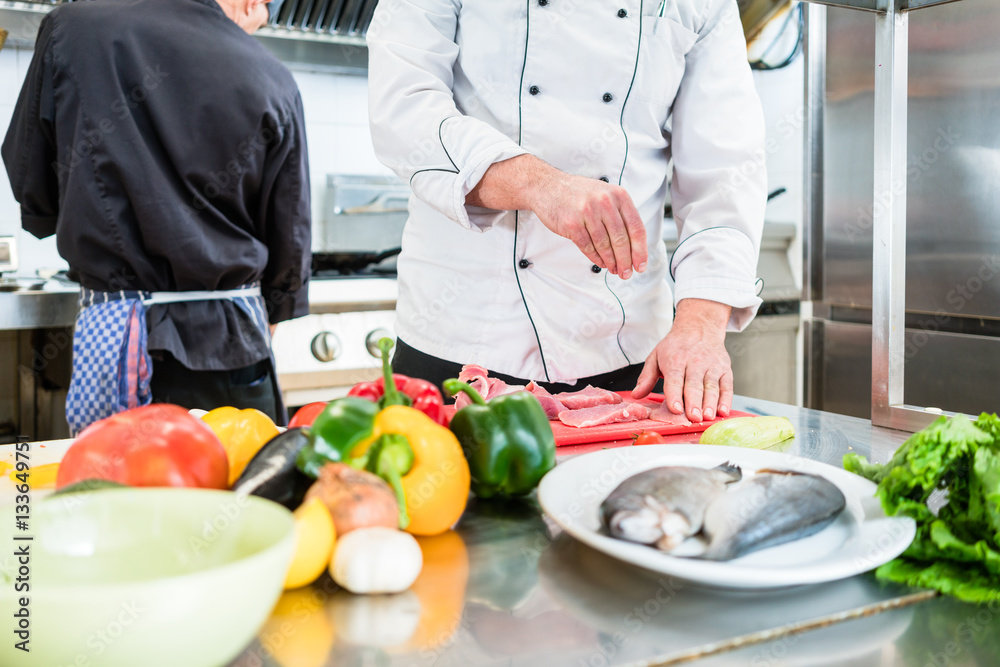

{"left": 600, "top": 464, "right": 742, "bottom": 551}
{"left": 699, "top": 469, "right": 847, "bottom": 561}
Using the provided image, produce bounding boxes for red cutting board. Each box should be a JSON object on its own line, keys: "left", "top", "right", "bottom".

{"left": 445, "top": 391, "right": 755, "bottom": 447}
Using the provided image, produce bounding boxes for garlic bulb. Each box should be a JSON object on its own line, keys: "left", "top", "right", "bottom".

{"left": 330, "top": 527, "right": 423, "bottom": 594}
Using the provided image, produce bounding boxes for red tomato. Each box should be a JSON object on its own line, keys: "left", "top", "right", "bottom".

{"left": 287, "top": 401, "right": 328, "bottom": 429}
{"left": 633, "top": 431, "right": 666, "bottom": 446}
{"left": 55, "top": 404, "right": 229, "bottom": 490}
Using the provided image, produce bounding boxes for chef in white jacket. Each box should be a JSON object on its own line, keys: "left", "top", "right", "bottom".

{"left": 367, "top": 0, "right": 767, "bottom": 423}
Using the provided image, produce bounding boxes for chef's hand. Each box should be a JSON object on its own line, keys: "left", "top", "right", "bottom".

{"left": 467, "top": 155, "right": 647, "bottom": 278}
{"left": 632, "top": 299, "right": 733, "bottom": 423}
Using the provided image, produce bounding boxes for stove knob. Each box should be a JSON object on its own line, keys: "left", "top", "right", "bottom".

{"left": 366, "top": 329, "right": 395, "bottom": 358}
{"left": 310, "top": 332, "right": 342, "bottom": 363}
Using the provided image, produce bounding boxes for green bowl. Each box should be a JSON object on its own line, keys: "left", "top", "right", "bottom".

{"left": 0, "top": 487, "right": 295, "bottom": 667}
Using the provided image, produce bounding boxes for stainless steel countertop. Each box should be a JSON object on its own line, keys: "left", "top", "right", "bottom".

{"left": 229, "top": 398, "right": 991, "bottom": 667}
{"left": 0, "top": 283, "right": 80, "bottom": 330}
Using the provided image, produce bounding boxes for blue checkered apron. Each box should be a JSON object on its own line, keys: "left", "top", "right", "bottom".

{"left": 65, "top": 284, "right": 269, "bottom": 436}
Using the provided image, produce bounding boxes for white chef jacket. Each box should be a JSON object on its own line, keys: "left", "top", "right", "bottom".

{"left": 368, "top": 0, "right": 767, "bottom": 384}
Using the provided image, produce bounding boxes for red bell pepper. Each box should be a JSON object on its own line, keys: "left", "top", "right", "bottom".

{"left": 287, "top": 401, "right": 328, "bottom": 429}
{"left": 347, "top": 338, "right": 448, "bottom": 426}
{"left": 55, "top": 404, "right": 229, "bottom": 490}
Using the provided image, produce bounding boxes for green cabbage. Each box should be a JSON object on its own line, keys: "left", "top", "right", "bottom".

{"left": 843, "top": 413, "right": 1000, "bottom": 602}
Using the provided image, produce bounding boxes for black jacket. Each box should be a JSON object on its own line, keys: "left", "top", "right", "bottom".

{"left": 2, "top": 0, "right": 311, "bottom": 370}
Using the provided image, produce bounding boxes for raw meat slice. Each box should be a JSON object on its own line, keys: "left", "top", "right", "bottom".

{"left": 649, "top": 401, "right": 693, "bottom": 426}
{"left": 453, "top": 364, "right": 525, "bottom": 408}
{"left": 555, "top": 385, "right": 624, "bottom": 410}
{"left": 558, "top": 403, "right": 652, "bottom": 428}
{"left": 526, "top": 381, "right": 567, "bottom": 419}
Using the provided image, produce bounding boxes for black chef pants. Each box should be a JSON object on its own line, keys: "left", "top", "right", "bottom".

{"left": 150, "top": 352, "right": 284, "bottom": 425}
{"left": 391, "top": 338, "right": 663, "bottom": 398}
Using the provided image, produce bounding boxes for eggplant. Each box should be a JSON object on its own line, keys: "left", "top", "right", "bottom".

{"left": 232, "top": 428, "right": 313, "bottom": 510}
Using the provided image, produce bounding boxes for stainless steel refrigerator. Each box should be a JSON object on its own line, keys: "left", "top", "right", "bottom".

{"left": 804, "top": 0, "right": 1000, "bottom": 419}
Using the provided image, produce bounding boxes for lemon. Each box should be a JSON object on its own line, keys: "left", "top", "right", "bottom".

{"left": 284, "top": 498, "right": 336, "bottom": 590}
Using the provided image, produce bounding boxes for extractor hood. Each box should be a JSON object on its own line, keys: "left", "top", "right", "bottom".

{"left": 0, "top": 0, "right": 374, "bottom": 72}
{"left": 1, "top": 0, "right": 785, "bottom": 73}
{"left": 738, "top": 0, "right": 792, "bottom": 45}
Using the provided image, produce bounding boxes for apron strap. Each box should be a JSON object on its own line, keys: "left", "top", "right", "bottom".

{"left": 142, "top": 285, "right": 262, "bottom": 306}
{"left": 67, "top": 283, "right": 274, "bottom": 435}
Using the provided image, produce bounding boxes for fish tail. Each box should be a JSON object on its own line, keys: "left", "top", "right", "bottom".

{"left": 713, "top": 461, "right": 743, "bottom": 482}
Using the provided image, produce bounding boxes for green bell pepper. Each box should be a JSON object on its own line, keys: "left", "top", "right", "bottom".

{"left": 443, "top": 379, "right": 556, "bottom": 499}
{"left": 296, "top": 397, "right": 379, "bottom": 478}
{"left": 296, "top": 377, "right": 419, "bottom": 529}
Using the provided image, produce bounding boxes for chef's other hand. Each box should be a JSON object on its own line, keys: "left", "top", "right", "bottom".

{"left": 632, "top": 299, "right": 733, "bottom": 423}
{"left": 467, "top": 155, "right": 647, "bottom": 279}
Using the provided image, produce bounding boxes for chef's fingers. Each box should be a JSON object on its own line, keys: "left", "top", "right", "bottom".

{"left": 617, "top": 198, "right": 648, "bottom": 274}
{"left": 631, "top": 352, "right": 661, "bottom": 400}
{"left": 718, "top": 370, "right": 734, "bottom": 418}
{"left": 661, "top": 365, "right": 686, "bottom": 415}
{"left": 601, "top": 207, "right": 634, "bottom": 280}
{"left": 566, "top": 222, "right": 606, "bottom": 269}
{"left": 682, "top": 367, "right": 707, "bottom": 423}
{"left": 701, "top": 376, "right": 721, "bottom": 421}
{"left": 583, "top": 211, "right": 618, "bottom": 275}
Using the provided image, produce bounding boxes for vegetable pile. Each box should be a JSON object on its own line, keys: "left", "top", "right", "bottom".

{"left": 844, "top": 412, "right": 1000, "bottom": 602}
{"left": 45, "top": 337, "right": 557, "bottom": 600}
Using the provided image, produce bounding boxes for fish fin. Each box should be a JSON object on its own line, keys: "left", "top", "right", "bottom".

{"left": 713, "top": 461, "right": 743, "bottom": 482}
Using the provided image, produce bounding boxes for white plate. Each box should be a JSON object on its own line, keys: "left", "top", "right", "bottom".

{"left": 537, "top": 445, "right": 916, "bottom": 590}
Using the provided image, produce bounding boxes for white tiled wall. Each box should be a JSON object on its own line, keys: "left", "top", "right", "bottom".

{"left": 753, "top": 58, "right": 805, "bottom": 286}
{"left": 0, "top": 47, "right": 64, "bottom": 278}
{"left": 0, "top": 47, "right": 390, "bottom": 277}
{"left": 290, "top": 67, "right": 393, "bottom": 237}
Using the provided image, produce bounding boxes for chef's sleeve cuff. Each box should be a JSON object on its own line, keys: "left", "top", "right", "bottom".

{"left": 264, "top": 283, "right": 310, "bottom": 324}
{"left": 452, "top": 143, "right": 529, "bottom": 231}
{"left": 670, "top": 226, "right": 762, "bottom": 332}
{"left": 22, "top": 213, "right": 57, "bottom": 239}
{"left": 672, "top": 280, "right": 762, "bottom": 332}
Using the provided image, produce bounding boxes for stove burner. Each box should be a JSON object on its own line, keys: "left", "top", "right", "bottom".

{"left": 311, "top": 266, "right": 397, "bottom": 280}
{"left": 311, "top": 249, "right": 400, "bottom": 277}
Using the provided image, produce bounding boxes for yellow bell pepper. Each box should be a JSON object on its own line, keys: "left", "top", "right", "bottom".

{"left": 8, "top": 462, "right": 60, "bottom": 489}
{"left": 351, "top": 405, "right": 470, "bottom": 536}
{"left": 202, "top": 407, "right": 280, "bottom": 486}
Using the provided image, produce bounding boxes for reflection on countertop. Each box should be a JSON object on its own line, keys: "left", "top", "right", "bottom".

{"left": 226, "top": 398, "right": 966, "bottom": 667}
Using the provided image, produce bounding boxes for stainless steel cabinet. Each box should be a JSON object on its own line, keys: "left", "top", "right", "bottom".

{"left": 806, "top": 0, "right": 1000, "bottom": 418}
